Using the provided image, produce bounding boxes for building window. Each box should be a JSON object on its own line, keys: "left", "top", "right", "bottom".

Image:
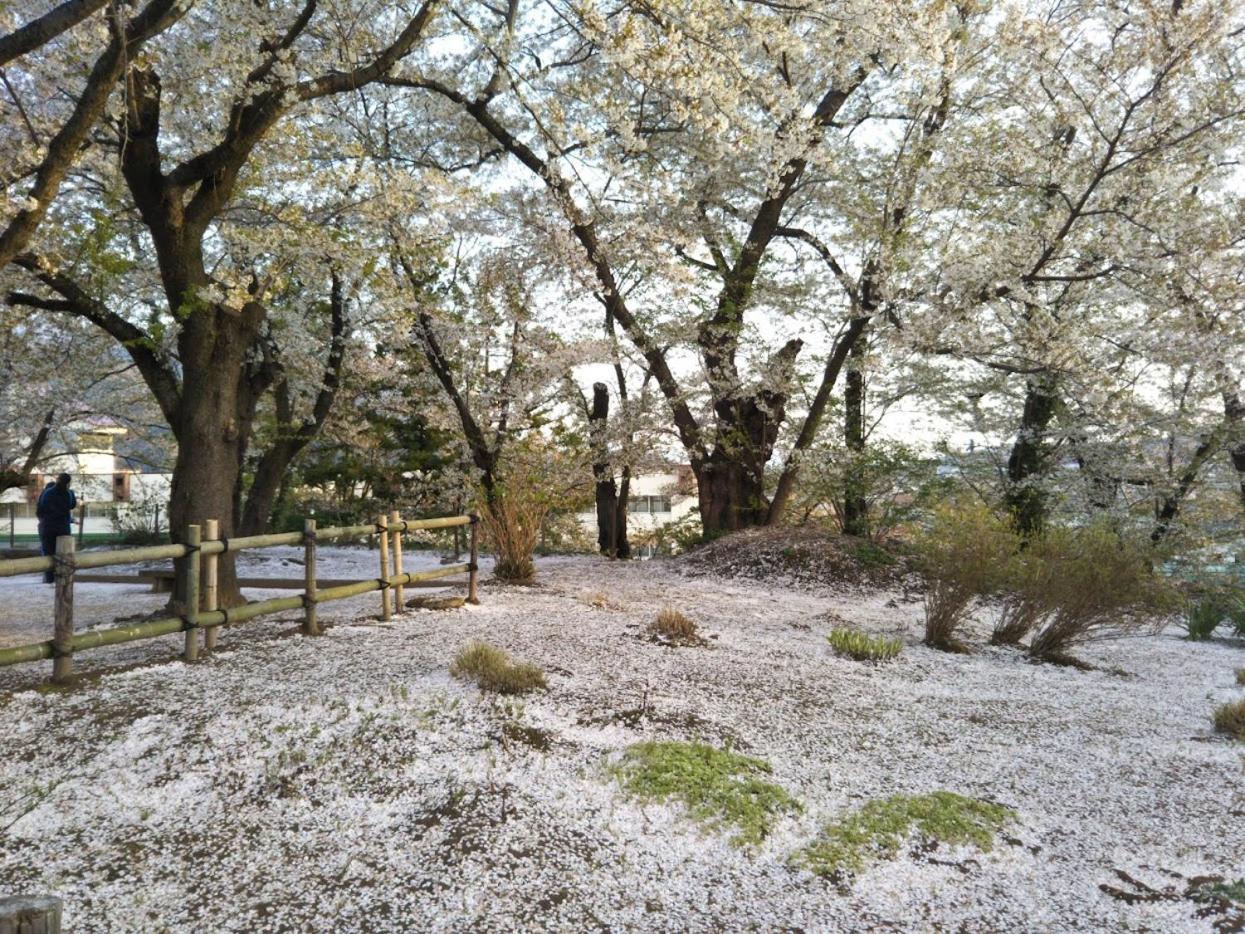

{"left": 632, "top": 495, "right": 672, "bottom": 515}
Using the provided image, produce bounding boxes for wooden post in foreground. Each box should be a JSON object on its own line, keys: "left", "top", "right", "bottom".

{"left": 9, "top": 502, "right": 16, "bottom": 548}
{"left": 303, "top": 518, "right": 319, "bottom": 636}
{"left": 183, "top": 524, "right": 200, "bottom": 662}
{"left": 203, "top": 519, "right": 220, "bottom": 651}
{"left": 467, "top": 514, "right": 480, "bottom": 605}
{"left": 52, "top": 535, "right": 75, "bottom": 683}
{"left": 76, "top": 502, "right": 85, "bottom": 546}
{"left": 0, "top": 894, "right": 63, "bottom": 933}
{"left": 377, "top": 513, "right": 391, "bottom": 621}
{"left": 390, "top": 509, "right": 405, "bottom": 612}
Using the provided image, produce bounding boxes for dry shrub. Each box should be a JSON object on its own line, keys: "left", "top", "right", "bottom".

{"left": 1236, "top": 668, "right": 1245, "bottom": 687}
{"left": 991, "top": 536, "right": 1063, "bottom": 646}
{"left": 450, "top": 641, "right": 547, "bottom": 694}
{"left": 481, "top": 490, "right": 551, "bottom": 583}
{"left": 917, "top": 502, "right": 1017, "bottom": 652}
{"left": 650, "top": 607, "right": 701, "bottom": 645}
{"left": 1213, "top": 698, "right": 1245, "bottom": 740}
{"left": 1026, "top": 522, "right": 1176, "bottom": 662}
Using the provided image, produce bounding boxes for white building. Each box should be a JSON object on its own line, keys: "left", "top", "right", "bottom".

{"left": 1, "top": 423, "right": 171, "bottom": 538}
{"left": 576, "top": 468, "right": 699, "bottom": 553}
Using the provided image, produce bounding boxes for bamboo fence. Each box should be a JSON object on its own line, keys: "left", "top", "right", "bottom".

{"left": 0, "top": 513, "right": 481, "bottom": 682}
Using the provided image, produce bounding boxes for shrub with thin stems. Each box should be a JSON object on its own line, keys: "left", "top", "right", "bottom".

{"left": 1236, "top": 668, "right": 1245, "bottom": 687}
{"left": 650, "top": 607, "right": 702, "bottom": 646}
{"left": 826, "top": 628, "right": 903, "bottom": 662}
{"left": 1213, "top": 698, "right": 1245, "bottom": 741}
{"left": 480, "top": 489, "right": 551, "bottom": 583}
{"left": 450, "top": 641, "right": 547, "bottom": 694}
{"left": 1026, "top": 522, "right": 1177, "bottom": 663}
{"left": 991, "top": 535, "right": 1063, "bottom": 646}
{"left": 916, "top": 502, "right": 1017, "bottom": 652}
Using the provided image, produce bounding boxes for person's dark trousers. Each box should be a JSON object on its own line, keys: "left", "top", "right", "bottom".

{"left": 39, "top": 527, "right": 60, "bottom": 584}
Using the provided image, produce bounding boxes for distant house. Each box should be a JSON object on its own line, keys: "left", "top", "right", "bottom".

{"left": 1, "top": 422, "right": 171, "bottom": 537}
{"left": 576, "top": 467, "right": 699, "bottom": 552}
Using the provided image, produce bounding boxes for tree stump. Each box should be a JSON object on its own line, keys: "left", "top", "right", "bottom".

{"left": 0, "top": 895, "right": 62, "bottom": 934}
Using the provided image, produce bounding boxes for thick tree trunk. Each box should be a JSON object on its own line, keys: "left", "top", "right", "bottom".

{"left": 841, "top": 330, "right": 868, "bottom": 536}
{"left": 1005, "top": 377, "right": 1059, "bottom": 538}
{"left": 615, "top": 467, "right": 631, "bottom": 559}
{"left": 696, "top": 391, "right": 787, "bottom": 537}
{"left": 1226, "top": 392, "right": 1245, "bottom": 514}
{"left": 168, "top": 306, "right": 265, "bottom": 608}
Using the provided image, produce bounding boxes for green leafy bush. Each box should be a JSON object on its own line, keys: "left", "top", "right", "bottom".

{"left": 1213, "top": 698, "right": 1245, "bottom": 741}
{"left": 450, "top": 641, "right": 547, "bottom": 694}
{"left": 916, "top": 502, "right": 1018, "bottom": 652}
{"left": 610, "top": 741, "right": 800, "bottom": 846}
{"left": 827, "top": 628, "right": 903, "bottom": 662}
{"left": 794, "top": 791, "right": 1014, "bottom": 878}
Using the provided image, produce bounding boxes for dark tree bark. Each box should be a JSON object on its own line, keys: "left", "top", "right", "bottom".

{"left": 0, "top": 0, "right": 111, "bottom": 67}
{"left": 0, "top": 0, "right": 183, "bottom": 268}
{"left": 589, "top": 382, "right": 629, "bottom": 558}
{"left": 1226, "top": 391, "right": 1245, "bottom": 514}
{"left": 237, "top": 276, "right": 349, "bottom": 536}
{"left": 7, "top": 4, "right": 436, "bottom": 605}
{"left": 0, "top": 407, "right": 55, "bottom": 493}
{"left": 1005, "top": 377, "right": 1060, "bottom": 538}
{"left": 392, "top": 63, "right": 864, "bottom": 541}
{"left": 841, "top": 325, "right": 868, "bottom": 536}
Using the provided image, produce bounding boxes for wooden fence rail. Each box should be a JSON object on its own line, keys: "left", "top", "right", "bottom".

{"left": 0, "top": 513, "right": 480, "bottom": 680}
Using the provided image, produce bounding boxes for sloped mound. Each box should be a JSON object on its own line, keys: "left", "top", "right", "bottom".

{"left": 676, "top": 526, "right": 914, "bottom": 590}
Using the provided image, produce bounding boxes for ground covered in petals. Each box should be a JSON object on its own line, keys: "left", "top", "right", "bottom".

{"left": 1, "top": 549, "right": 1242, "bottom": 932}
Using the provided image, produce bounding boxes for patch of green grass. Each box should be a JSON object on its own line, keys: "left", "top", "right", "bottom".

{"left": 852, "top": 541, "right": 898, "bottom": 568}
{"left": 794, "top": 791, "right": 1015, "bottom": 878}
{"left": 1212, "top": 698, "right": 1245, "bottom": 740}
{"left": 1235, "top": 668, "right": 1245, "bottom": 687}
{"left": 1194, "top": 878, "right": 1245, "bottom": 905}
{"left": 610, "top": 741, "right": 800, "bottom": 846}
{"left": 826, "top": 628, "right": 903, "bottom": 662}
{"left": 450, "top": 641, "right": 547, "bottom": 695}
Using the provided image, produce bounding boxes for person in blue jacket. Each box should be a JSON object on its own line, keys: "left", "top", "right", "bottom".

{"left": 36, "top": 473, "right": 76, "bottom": 583}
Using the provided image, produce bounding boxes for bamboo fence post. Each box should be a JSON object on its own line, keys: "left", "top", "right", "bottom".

{"left": 467, "top": 514, "right": 480, "bottom": 605}
{"left": 203, "top": 519, "right": 220, "bottom": 651}
{"left": 52, "top": 535, "right": 76, "bottom": 683}
{"left": 8, "top": 502, "right": 15, "bottom": 547}
{"left": 390, "top": 509, "right": 405, "bottom": 612}
{"left": 76, "top": 501, "right": 85, "bottom": 546}
{"left": 183, "top": 524, "right": 201, "bottom": 662}
{"left": 303, "top": 517, "right": 319, "bottom": 636}
{"left": 377, "top": 513, "right": 391, "bottom": 621}
{"left": 0, "top": 894, "right": 63, "bottom": 933}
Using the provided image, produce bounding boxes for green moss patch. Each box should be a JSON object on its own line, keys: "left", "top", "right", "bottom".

{"left": 795, "top": 791, "right": 1014, "bottom": 878}
{"left": 610, "top": 741, "right": 800, "bottom": 846}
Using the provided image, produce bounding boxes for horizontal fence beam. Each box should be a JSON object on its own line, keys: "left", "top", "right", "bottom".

{"left": 0, "top": 516, "right": 473, "bottom": 577}
{"left": 0, "top": 560, "right": 473, "bottom": 669}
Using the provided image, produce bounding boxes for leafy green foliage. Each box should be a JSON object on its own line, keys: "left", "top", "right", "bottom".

{"left": 610, "top": 741, "right": 800, "bottom": 846}
{"left": 450, "top": 642, "right": 547, "bottom": 695}
{"left": 826, "top": 628, "right": 903, "bottom": 662}
{"left": 1212, "top": 698, "right": 1245, "bottom": 741}
{"left": 1193, "top": 878, "right": 1245, "bottom": 905}
{"left": 794, "top": 438, "right": 949, "bottom": 540}
{"left": 795, "top": 791, "right": 1015, "bottom": 878}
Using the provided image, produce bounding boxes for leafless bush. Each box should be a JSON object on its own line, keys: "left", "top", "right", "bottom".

{"left": 917, "top": 503, "right": 1017, "bottom": 652}
{"left": 1026, "top": 523, "right": 1176, "bottom": 662}
{"left": 481, "top": 490, "right": 550, "bottom": 583}
{"left": 650, "top": 607, "right": 702, "bottom": 646}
